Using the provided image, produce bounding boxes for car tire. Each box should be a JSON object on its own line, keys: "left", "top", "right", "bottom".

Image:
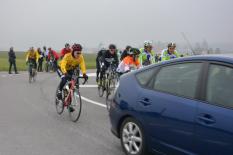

{"left": 120, "top": 117, "right": 148, "bottom": 155}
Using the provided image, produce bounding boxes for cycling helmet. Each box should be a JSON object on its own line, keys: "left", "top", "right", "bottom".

{"left": 128, "top": 48, "right": 140, "bottom": 55}
{"left": 72, "top": 43, "right": 82, "bottom": 51}
{"left": 65, "top": 43, "right": 70, "bottom": 48}
{"left": 109, "top": 44, "right": 116, "bottom": 50}
{"left": 168, "top": 42, "right": 176, "bottom": 48}
{"left": 144, "top": 40, "right": 152, "bottom": 47}
{"left": 125, "top": 45, "right": 132, "bottom": 51}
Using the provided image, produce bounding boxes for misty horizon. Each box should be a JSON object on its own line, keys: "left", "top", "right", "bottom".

{"left": 0, "top": 0, "right": 232, "bottom": 52}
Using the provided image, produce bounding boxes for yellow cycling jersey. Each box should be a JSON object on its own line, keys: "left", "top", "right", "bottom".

{"left": 26, "top": 50, "right": 39, "bottom": 62}
{"left": 59, "top": 53, "right": 86, "bottom": 74}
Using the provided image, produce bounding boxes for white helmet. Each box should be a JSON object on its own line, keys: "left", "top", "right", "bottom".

{"left": 144, "top": 40, "right": 152, "bottom": 47}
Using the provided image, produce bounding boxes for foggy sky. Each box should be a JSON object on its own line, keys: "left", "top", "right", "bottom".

{"left": 0, "top": 0, "right": 233, "bottom": 51}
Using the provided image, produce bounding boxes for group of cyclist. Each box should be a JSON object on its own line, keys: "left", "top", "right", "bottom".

{"left": 95, "top": 41, "right": 181, "bottom": 83}
{"left": 25, "top": 41, "right": 180, "bottom": 101}
{"left": 24, "top": 43, "right": 88, "bottom": 100}
{"left": 25, "top": 46, "right": 59, "bottom": 72}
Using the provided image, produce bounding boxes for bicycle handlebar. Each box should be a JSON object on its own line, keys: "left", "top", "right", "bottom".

{"left": 78, "top": 76, "right": 88, "bottom": 85}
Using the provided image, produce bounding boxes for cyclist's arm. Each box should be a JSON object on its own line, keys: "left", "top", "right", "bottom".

{"left": 54, "top": 51, "right": 59, "bottom": 60}
{"left": 161, "top": 55, "right": 168, "bottom": 61}
{"left": 175, "top": 51, "right": 180, "bottom": 58}
{"left": 60, "top": 56, "right": 68, "bottom": 74}
{"left": 135, "top": 59, "right": 140, "bottom": 68}
{"left": 60, "top": 49, "right": 65, "bottom": 59}
{"left": 79, "top": 55, "right": 86, "bottom": 74}
{"left": 102, "top": 51, "right": 108, "bottom": 66}
{"left": 161, "top": 50, "right": 168, "bottom": 61}
{"left": 26, "top": 51, "right": 29, "bottom": 62}
{"left": 141, "top": 53, "right": 147, "bottom": 64}
{"left": 151, "top": 51, "right": 156, "bottom": 63}
{"left": 120, "top": 51, "right": 127, "bottom": 61}
{"left": 114, "top": 53, "right": 119, "bottom": 66}
{"left": 36, "top": 51, "right": 40, "bottom": 62}
{"left": 139, "top": 53, "right": 143, "bottom": 66}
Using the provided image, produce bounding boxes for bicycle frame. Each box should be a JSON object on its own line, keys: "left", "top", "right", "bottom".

{"left": 63, "top": 79, "right": 75, "bottom": 107}
{"left": 62, "top": 68, "right": 86, "bottom": 107}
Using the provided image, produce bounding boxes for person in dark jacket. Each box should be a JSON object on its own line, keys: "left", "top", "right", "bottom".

{"left": 8, "top": 47, "right": 18, "bottom": 74}
{"left": 99, "top": 44, "right": 119, "bottom": 82}
{"left": 120, "top": 45, "right": 132, "bottom": 61}
{"left": 37, "top": 48, "right": 44, "bottom": 72}
{"left": 96, "top": 48, "right": 106, "bottom": 82}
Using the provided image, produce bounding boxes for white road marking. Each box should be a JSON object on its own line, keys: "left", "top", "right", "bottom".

{"left": 80, "top": 85, "right": 98, "bottom": 88}
{"left": 87, "top": 73, "right": 96, "bottom": 77}
{"left": 80, "top": 73, "right": 96, "bottom": 77}
{"left": 80, "top": 96, "right": 107, "bottom": 108}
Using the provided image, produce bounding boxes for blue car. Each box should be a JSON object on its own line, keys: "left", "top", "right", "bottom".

{"left": 109, "top": 55, "right": 233, "bottom": 155}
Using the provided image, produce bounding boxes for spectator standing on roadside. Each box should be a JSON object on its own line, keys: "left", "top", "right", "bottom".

{"left": 8, "top": 47, "right": 18, "bottom": 74}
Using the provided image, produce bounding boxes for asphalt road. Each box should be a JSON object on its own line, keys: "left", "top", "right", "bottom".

{"left": 0, "top": 71, "right": 125, "bottom": 155}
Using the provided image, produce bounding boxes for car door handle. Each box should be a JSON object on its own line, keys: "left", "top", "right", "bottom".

{"left": 139, "top": 98, "right": 152, "bottom": 106}
{"left": 198, "top": 114, "right": 216, "bottom": 125}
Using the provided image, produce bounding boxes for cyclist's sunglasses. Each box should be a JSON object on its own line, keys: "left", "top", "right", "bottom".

{"left": 110, "top": 48, "right": 116, "bottom": 52}
{"left": 169, "top": 47, "right": 176, "bottom": 50}
{"left": 74, "top": 51, "right": 82, "bottom": 54}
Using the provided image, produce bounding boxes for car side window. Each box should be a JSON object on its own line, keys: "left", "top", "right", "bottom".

{"left": 206, "top": 64, "right": 233, "bottom": 108}
{"left": 136, "top": 67, "right": 157, "bottom": 87}
{"left": 153, "top": 63, "right": 202, "bottom": 99}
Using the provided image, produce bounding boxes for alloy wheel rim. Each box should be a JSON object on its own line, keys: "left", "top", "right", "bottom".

{"left": 122, "top": 122, "right": 142, "bottom": 154}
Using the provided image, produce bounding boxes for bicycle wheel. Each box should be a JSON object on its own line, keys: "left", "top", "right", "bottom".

{"left": 55, "top": 87, "right": 64, "bottom": 115}
{"left": 28, "top": 65, "right": 32, "bottom": 83}
{"left": 48, "top": 63, "right": 52, "bottom": 72}
{"left": 106, "top": 78, "right": 116, "bottom": 111}
{"left": 45, "top": 63, "right": 48, "bottom": 72}
{"left": 98, "top": 78, "right": 105, "bottom": 97}
{"left": 32, "top": 69, "right": 37, "bottom": 82}
{"left": 29, "top": 75, "right": 32, "bottom": 83}
{"left": 69, "top": 89, "right": 82, "bottom": 122}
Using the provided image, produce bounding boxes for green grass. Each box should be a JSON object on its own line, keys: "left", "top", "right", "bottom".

{"left": 0, "top": 51, "right": 96, "bottom": 71}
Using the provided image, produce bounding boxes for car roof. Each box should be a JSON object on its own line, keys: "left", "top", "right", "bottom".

{"left": 160, "top": 54, "right": 233, "bottom": 65}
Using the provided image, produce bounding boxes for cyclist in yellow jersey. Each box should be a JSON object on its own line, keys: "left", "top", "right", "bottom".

{"left": 56, "top": 43, "right": 88, "bottom": 100}
{"left": 26, "top": 47, "right": 39, "bottom": 70}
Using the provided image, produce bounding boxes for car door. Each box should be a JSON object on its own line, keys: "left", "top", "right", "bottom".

{"left": 135, "top": 62, "right": 203, "bottom": 154}
{"left": 195, "top": 63, "right": 233, "bottom": 155}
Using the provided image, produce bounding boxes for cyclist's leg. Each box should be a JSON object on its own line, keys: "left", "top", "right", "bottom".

{"left": 37, "top": 60, "right": 40, "bottom": 71}
{"left": 57, "top": 75, "right": 68, "bottom": 100}
{"left": 100, "top": 68, "right": 105, "bottom": 82}
{"left": 56, "top": 66, "right": 63, "bottom": 77}
{"left": 96, "top": 59, "right": 101, "bottom": 82}
{"left": 34, "top": 60, "right": 37, "bottom": 70}
{"left": 53, "top": 60, "right": 58, "bottom": 71}
{"left": 28, "top": 59, "right": 33, "bottom": 75}
{"left": 58, "top": 71, "right": 72, "bottom": 92}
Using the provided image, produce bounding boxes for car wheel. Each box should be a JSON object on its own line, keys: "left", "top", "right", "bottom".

{"left": 120, "top": 117, "right": 147, "bottom": 155}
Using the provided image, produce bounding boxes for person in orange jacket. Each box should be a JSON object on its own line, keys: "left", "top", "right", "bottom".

{"left": 117, "top": 48, "right": 141, "bottom": 74}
